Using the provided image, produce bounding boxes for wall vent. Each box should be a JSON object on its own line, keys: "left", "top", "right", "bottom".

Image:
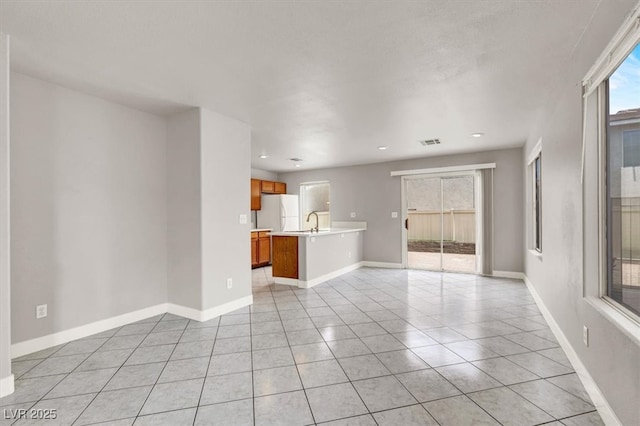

{"left": 419, "top": 139, "right": 441, "bottom": 146}
{"left": 289, "top": 157, "right": 304, "bottom": 162}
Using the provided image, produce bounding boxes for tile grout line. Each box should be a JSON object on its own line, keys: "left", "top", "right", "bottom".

{"left": 69, "top": 316, "right": 171, "bottom": 425}
{"left": 126, "top": 314, "right": 192, "bottom": 424}
{"left": 191, "top": 316, "right": 220, "bottom": 426}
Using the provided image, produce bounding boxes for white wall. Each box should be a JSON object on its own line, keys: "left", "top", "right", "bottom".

{"left": 279, "top": 147, "right": 523, "bottom": 272}
{"left": 523, "top": 1, "right": 640, "bottom": 425}
{"left": 0, "top": 33, "right": 13, "bottom": 397}
{"left": 10, "top": 73, "right": 168, "bottom": 344}
{"left": 201, "top": 109, "right": 252, "bottom": 309}
{"left": 251, "top": 168, "right": 277, "bottom": 181}
{"left": 166, "top": 109, "right": 202, "bottom": 310}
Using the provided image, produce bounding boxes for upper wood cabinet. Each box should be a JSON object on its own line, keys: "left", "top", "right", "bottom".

{"left": 274, "top": 182, "right": 286, "bottom": 194}
{"left": 261, "top": 180, "right": 275, "bottom": 193}
{"left": 251, "top": 179, "right": 261, "bottom": 210}
{"left": 251, "top": 179, "right": 287, "bottom": 210}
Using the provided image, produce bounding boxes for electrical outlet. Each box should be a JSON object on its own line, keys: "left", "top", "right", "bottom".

{"left": 36, "top": 304, "right": 47, "bottom": 319}
{"left": 391, "top": 212, "right": 398, "bottom": 218}
{"left": 350, "top": 212, "right": 356, "bottom": 218}
{"left": 227, "top": 278, "right": 233, "bottom": 289}
{"left": 583, "top": 325, "right": 589, "bottom": 347}
{"left": 239, "top": 214, "right": 247, "bottom": 224}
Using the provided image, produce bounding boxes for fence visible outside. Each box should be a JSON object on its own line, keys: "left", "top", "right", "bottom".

{"left": 407, "top": 210, "right": 476, "bottom": 243}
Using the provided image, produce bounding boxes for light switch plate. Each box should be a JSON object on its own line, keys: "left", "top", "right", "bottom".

{"left": 391, "top": 212, "right": 398, "bottom": 218}
{"left": 239, "top": 214, "right": 248, "bottom": 224}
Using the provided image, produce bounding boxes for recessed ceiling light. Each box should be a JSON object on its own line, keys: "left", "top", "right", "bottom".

{"left": 472, "top": 133, "right": 484, "bottom": 138}
{"left": 258, "top": 154, "right": 268, "bottom": 159}
{"left": 378, "top": 146, "right": 388, "bottom": 150}
{"left": 295, "top": 164, "right": 301, "bottom": 168}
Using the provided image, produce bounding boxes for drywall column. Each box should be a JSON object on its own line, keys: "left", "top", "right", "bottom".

{"left": 0, "top": 32, "right": 13, "bottom": 397}
{"left": 167, "top": 108, "right": 252, "bottom": 314}
{"left": 166, "top": 109, "right": 203, "bottom": 311}
{"left": 200, "top": 109, "right": 252, "bottom": 310}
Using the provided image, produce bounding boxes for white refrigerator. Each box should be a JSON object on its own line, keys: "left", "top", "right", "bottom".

{"left": 257, "top": 194, "right": 300, "bottom": 232}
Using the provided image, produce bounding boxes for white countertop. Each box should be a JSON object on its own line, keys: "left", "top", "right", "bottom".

{"left": 269, "top": 228, "right": 365, "bottom": 237}
{"left": 251, "top": 228, "right": 272, "bottom": 232}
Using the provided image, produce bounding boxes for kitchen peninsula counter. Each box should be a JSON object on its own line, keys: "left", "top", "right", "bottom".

{"left": 270, "top": 225, "right": 365, "bottom": 288}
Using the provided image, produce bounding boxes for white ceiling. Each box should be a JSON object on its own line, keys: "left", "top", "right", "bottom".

{"left": 0, "top": 1, "right": 600, "bottom": 172}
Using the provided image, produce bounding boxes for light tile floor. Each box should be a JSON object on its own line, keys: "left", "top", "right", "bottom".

{"left": 1, "top": 267, "right": 602, "bottom": 425}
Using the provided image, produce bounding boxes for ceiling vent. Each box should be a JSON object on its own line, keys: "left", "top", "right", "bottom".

{"left": 289, "top": 157, "right": 303, "bottom": 162}
{"left": 419, "top": 138, "right": 441, "bottom": 146}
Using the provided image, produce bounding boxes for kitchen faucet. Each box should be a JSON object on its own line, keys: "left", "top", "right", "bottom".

{"left": 306, "top": 211, "right": 319, "bottom": 232}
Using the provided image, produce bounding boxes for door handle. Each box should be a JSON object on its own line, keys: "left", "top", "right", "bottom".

{"left": 405, "top": 218, "right": 409, "bottom": 230}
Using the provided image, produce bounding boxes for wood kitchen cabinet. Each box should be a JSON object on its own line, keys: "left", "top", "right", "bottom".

{"left": 251, "top": 232, "right": 259, "bottom": 267}
{"left": 251, "top": 231, "right": 271, "bottom": 268}
{"left": 272, "top": 236, "right": 298, "bottom": 278}
{"left": 251, "top": 179, "right": 261, "bottom": 210}
{"left": 251, "top": 179, "right": 288, "bottom": 210}
{"left": 258, "top": 232, "right": 271, "bottom": 264}
{"left": 274, "top": 182, "right": 286, "bottom": 194}
{"left": 261, "top": 180, "right": 275, "bottom": 193}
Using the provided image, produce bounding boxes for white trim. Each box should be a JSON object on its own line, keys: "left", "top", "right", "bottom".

{"left": 0, "top": 374, "right": 14, "bottom": 398}
{"left": 168, "top": 295, "right": 253, "bottom": 322}
{"left": 11, "top": 295, "right": 255, "bottom": 359}
{"left": 582, "top": 2, "right": 640, "bottom": 97}
{"left": 11, "top": 303, "right": 168, "bottom": 359}
{"left": 362, "top": 261, "right": 403, "bottom": 269}
{"left": 299, "top": 262, "right": 363, "bottom": 289}
{"left": 390, "top": 163, "right": 496, "bottom": 177}
{"left": 523, "top": 276, "right": 622, "bottom": 426}
{"left": 492, "top": 270, "right": 525, "bottom": 280}
{"left": 0, "top": 34, "right": 11, "bottom": 400}
{"left": 527, "top": 138, "right": 543, "bottom": 165}
{"left": 585, "top": 297, "right": 640, "bottom": 345}
{"left": 273, "top": 277, "right": 300, "bottom": 286}
{"left": 275, "top": 262, "right": 364, "bottom": 289}
{"left": 528, "top": 249, "right": 543, "bottom": 261}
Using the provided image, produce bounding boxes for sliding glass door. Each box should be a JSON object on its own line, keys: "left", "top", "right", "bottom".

{"left": 405, "top": 174, "right": 477, "bottom": 273}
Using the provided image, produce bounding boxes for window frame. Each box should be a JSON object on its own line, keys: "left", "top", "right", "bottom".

{"left": 595, "top": 45, "right": 640, "bottom": 322}
{"left": 299, "top": 181, "right": 331, "bottom": 230}
{"left": 527, "top": 139, "right": 543, "bottom": 255}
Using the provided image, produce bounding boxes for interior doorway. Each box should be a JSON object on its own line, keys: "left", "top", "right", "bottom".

{"left": 403, "top": 172, "right": 480, "bottom": 273}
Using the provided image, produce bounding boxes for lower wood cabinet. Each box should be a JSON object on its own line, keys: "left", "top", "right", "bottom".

{"left": 251, "top": 231, "right": 271, "bottom": 268}
{"left": 271, "top": 235, "right": 298, "bottom": 279}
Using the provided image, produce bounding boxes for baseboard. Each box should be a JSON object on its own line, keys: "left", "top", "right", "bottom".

{"left": 11, "top": 303, "right": 168, "bottom": 359}
{"left": 361, "top": 261, "right": 403, "bottom": 269}
{"left": 11, "top": 295, "right": 255, "bottom": 360}
{"left": 0, "top": 374, "right": 14, "bottom": 397}
{"left": 273, "top": 277, "right": 299, "bottom": 287}
{"left": 523, "top": 275, "right": 621, "bottom": 426}
{"left": 167, "top": 295, "right": 253, "bottom": 322}
{"left": 300, "top": 262, "right": 364, "bottom": 289}
{"left": 492, "top": 270, "right": 525, "bottom": 280}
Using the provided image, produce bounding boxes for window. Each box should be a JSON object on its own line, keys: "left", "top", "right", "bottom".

{"left": 623, "top": 130, "right": 640, "bottom": 167}
{"left": 533, "top": 154, "right": 542, "bottom": 252}
{"left": 299, "top": 182, "right": 330, "bottom": 230}
{"left": 605, "top": 42, "right": 640, "bottom": 317}
{"left": 528, "top": 140, "right": 542, "bottom": 254}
